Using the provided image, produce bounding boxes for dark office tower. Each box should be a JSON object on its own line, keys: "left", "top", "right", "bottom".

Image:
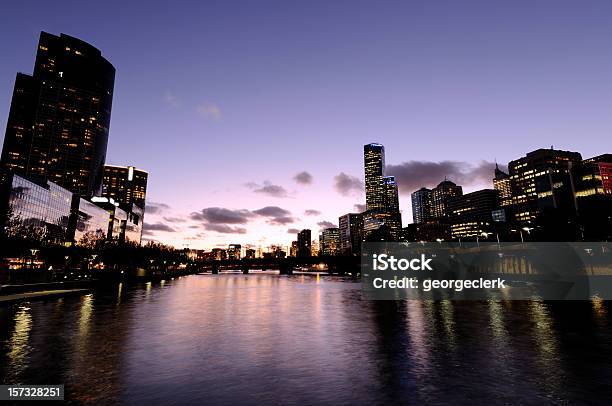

{"left": 102, "top": 165, "right": 148, "bottom": 209}
{"left": 297, "top": 229, "right": 312, "bottom": 257}
{"left": 411, "top": 187, "right": 431, "bottom": 224}
{"left": 493, "top": 164, "right": 512, "bottom": 207}
{"left": 383, "top": 176, "right": 400, "bottom": 212}
{"left": 338, "top": 213, "right": 363, "bottom": 255}
{"left": 430, "top": 180, "right": 463, "bottom": 219}
{"left": 508, "top": 148, "right": 582, "bottom": 225}
{"left": 1, "top": 32, "right": 115, "bottom": 197}
{"left": 448, "top": 189, "right": 499, "bottom": 239}
{"left": 364, "top": 143, "right": 385, "bottom": 211}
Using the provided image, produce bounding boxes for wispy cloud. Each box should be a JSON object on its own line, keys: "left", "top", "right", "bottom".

{"left": 287, "top": 228, "right": 300, "bottom": 234}
{"left": 333, "top": 172, "right": 364, "bottom": 196}
{"left": 304, "top": 209, "right": 321, "bottom": 216}
{"left": 143, "top": 222, "right": 176, "bottom": 233}
{"left": 353, "top": 204, "right": 366, "bottom": 212}
{"left": 317, "top": 221, "right": 338, "bottom": 229}
{"left": 196, "top": 103, "right": 222, "bottom": 120}
{"left": 247, "top": 181, "right": 289, "bottom": 198}
{"left": 146, "top": 202, "right": 171, "bottom": 215}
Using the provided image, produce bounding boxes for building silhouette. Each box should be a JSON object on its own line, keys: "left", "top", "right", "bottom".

{"left": 430, "top": 179, "right": 463, "bottom": 219}
{"left": 338, "top": 213, "right": 363, "bottom": 255}
{"left": 1, "top": 32, "right": 115, "bottom": 197}
{"left": 297, "top": 229, "right": 312, "bottom": 257}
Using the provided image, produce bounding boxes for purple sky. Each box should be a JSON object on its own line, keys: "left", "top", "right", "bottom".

{"left": 2, "top": 1, "right": 612, "bottom": 249}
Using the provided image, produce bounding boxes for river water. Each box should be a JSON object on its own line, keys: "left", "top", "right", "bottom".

{"left": 1, "top": 273, "right": 611, "bottom": 405}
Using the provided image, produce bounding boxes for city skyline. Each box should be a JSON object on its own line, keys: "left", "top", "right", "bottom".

{"left": 2, "top": 1, "right": 612, "bottom": 249}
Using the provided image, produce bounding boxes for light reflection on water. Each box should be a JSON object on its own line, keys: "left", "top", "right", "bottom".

{"left": 0, "top": 274, "right": 611, "bottom": 404}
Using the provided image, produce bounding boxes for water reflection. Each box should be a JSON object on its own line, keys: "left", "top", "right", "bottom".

{"left": 0, "top": 275, "right": 611, "bottom": 404}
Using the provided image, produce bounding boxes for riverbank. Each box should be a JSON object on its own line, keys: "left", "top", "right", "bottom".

{"left": 0, "top": 288, "right": 90, "bottom": 305}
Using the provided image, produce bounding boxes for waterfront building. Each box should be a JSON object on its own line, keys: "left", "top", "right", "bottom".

{"left": 338, "top": 213, "right": 363, "bottom": 255}
{"left": 290, "top": 241, "right": 298, "bottom": 257}
{"left": 227, "top": 244, "right": 241, "bottom": 260}
{"left": 244, "top": 248, "right": 256, "bottom": 259}
{"left": 362, "top": 210, "right": 402, "bottom": 241}
{"left": 493, "top": 164, "right": 512, "bottom": 207}
{"left": 0, "top": 171, "right": 72, "bottom": 243}
{"left": 383, "top": 176, "right": 400, "bottom": 212}
{"left": 319, "top": 228, "right": 340, "bottom": 256}
{"left": 102, "top": 165, "right": 147, "bottom": 210}
{"left": 70, "top": 197, "right": 110, "bottom": 245}
{"left": 297, "top": 229, "right": 312, "bottom": 257}
{"left": 411, "top": 187, "right": 431, "bottom": 224}
{"left": 447, "top": 189, "right": 499, "bottom": 239}
{"left": 507, "top": 148, "right": 582, "bottom": 225}
{"left": 0, "top": 32, "right": 115, "bottom": 197}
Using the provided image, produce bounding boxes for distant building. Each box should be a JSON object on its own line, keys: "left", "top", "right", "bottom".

{"left": 0, "top": 32, "right": 115, "bottom": 197}
{"left": 338, "top": 213, "right": 363, "bottom": 255}
{"left": 211, "top": 248, "right": 227, "bottom": 260}
{"left": 227, "top": 244, "right": 241, "bottom": 260}
{"left": 319, "top": 228, "right": 340, "bottom": 256}
{"left": 289, "top": 241, "right": 298, "bottom": 257}
{"left": 362, "top": 210, "right": 402, "bottom": 241}
{"left": 244, "top": 248, "right": 256, "bottom": 259}
{"left": 430, "top": 180, "right": 463, "bottom": 219}
{"left": 383, "top": 176, "right": 400, "bottom": 212}
{"left": 411, "top": 187, "right": 431, "bottom": 224}
{"left": 102, "top": 165, "right": 148, "bottom": 210}
{"left": 448, "top": 189, "right": 499, "bottom": 239}
{"left": 297, "top": 229, "right": 312, "bottom": 257}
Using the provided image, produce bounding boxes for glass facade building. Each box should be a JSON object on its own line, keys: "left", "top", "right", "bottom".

{"left": 411, "top": 187, "right": 432, "bottom": 224}
{"left": 1, "top": 32, "right": 115, "bottom": 197}
{"left": 1, "top": 172, "right": 72, "bottom": 243}
{"left": 430, "top": 180, "right": 463, "bottom": 219}
{"left": 71, "top": 197, "right": 109, "bottom": 245}
{"left": 338, "top": 213, "right": 363, "bottom": 255}
{"left": 319, "top": 228, "right": 340, "bottom": 256}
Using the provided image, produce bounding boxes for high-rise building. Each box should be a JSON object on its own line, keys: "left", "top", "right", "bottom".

{"left": 338, "top": 213, "right": 363, "bottom": 255}
{"left": 364, "top": 143, "right": 385, "bottom": 211}
{"left": 102, "top": 165, "right": 148, "bottom": 209}
{"left": 1, "top": 32, "right": 115, "bottom": 198}
{"left": 508, "top": 148, "right": 582, "bottom": 224}
{"left": 411, "top": 187, "right": 431, "bottom": 224}
{"left": 574, "top": 154, "right": 612, "bottom": 198}
{"left": 383, "top": 176, "right": 400, "bottom": 212}
{"left": 297, "top": 229, "right": 311, "bottom": 257}
{"left": 493, "top": 164, "right": 512, "bottom": 207}
{"left": 430, "top": 180, "right": 463, "bottom": 219}
{"left": 319, "top": 228, "right": 340, "bottom": 256}
{"left": 448, "top": 189, "right": 499, "bottom": 239}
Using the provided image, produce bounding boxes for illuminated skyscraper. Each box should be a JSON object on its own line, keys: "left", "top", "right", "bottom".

{"left": 411, "top": 187, "right": 431, "bottom": 224}
{"left": 0, "top": 32, "right": 115, "bottom": 197}
{"left": 319, "top": 228, "right": 340, "bottom": 256}
{"left": 383, "top": 176, "right": 400, "bottom": 212}
{"left": 364, "top": 143, "right": 385, "bottom": 211}
{"left": 102, "top": 165, "right": 148, "bottom": 210}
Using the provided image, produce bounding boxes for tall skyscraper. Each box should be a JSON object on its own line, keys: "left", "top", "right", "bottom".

{"left": 430, "top": 180, "right": 463, "bottom": 219}
{"left": 382, "top": 176, "right": 400, "bottom": 212}
{"left": 102, "top": 165, "right": 148, "bottom": 209}
{"left": 1, "top": 32, "right": 115, "bottom": 197}
{"left": 364, "top": 143, "right": 385, "bottom": 211}
{"left": 411, "top": 187, "right": 431, "bottom": 224}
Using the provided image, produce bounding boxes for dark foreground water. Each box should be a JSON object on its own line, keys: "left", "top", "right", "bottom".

{"left": 1, "top": 274, "right": 612, "bottom": 405}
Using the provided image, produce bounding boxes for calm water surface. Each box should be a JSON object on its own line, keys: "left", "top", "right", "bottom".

{"left": 1, "top": 273, "right": 612, "bottom": 405}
